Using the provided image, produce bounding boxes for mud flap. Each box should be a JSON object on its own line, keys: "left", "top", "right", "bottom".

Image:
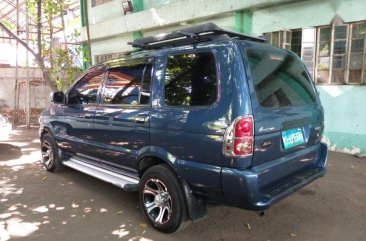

{"left": 180, "top": 179, "right": 207, "bottom": 222}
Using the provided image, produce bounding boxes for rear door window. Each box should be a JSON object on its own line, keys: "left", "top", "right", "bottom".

{"left": 245, "top": 47, "right": 316, "bottom": 107}
{"left": 164, "top": 52, "right": 217, "bottom": 106}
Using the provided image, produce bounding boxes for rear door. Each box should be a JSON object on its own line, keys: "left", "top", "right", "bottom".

{"left": 240, "top": 42, "right": 324, "bottom": 167}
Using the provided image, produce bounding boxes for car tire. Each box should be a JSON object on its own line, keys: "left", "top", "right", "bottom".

{"left": 139, "top": 164, "right": 189, "bottom": 233}
{"left": 41, "top": 134, "right": 63, "bottom": 172}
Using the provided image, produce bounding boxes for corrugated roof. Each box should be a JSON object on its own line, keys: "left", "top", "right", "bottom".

{"left": 0, "top": 0, "right": 80, "bottom": 42}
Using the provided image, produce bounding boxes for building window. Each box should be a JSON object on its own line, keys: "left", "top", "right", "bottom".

{"left": 264, "top": 21, "right": 366, "bottom": 85}
{"left": 95, "top": 52, "right": 126, "bottom": 63}
{"left": 332, "top": 25, "right": 348, "bottom": 84}
{"left": 264, "top": 30, "right": 291, "bottom": 50}
{"left": 349, "top": 22, "right": 366, "bottom": 84}
{"left": 92, "top": 0, "right": 113, "bottom": 7}
{"left": 301, "top": 28, "right": 316, "bottom": 78}
{"left": 291, "top": 30, "right": 302, "bottom": 57}
{"left": 316, "top": 26, "right": 331, "bottom": 83}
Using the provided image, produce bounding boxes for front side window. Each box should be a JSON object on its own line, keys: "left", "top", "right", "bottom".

{"left": 101, "top": 61, "right": 152, "bottom": 105}
{"left": 67, "top": 68, "right": 104, "bottom": 105}
{"left": 246, "top": 46, "right": 316, "bottom": 107}
{"left": 164, "top": 52, "right": 217, "bottom": 106}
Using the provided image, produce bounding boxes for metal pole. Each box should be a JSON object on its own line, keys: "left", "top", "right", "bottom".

{"left": 83, "top": 0, "right": 92, "bottom": 65}
{"left": 14, "top": 0, "right": 19, "bottom": 124}
{"left": 26, "top": 1, "right": 30, "bottom": 128}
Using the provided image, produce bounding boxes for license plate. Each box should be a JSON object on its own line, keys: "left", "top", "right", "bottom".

{"left": 282, "top": 128, "right": 305, "bottom": 150}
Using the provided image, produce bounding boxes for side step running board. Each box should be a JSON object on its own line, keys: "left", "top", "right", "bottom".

{"left": 63, "top": 158, "right": 139, "bottom": 191}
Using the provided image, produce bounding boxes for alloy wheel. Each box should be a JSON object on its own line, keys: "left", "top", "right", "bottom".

{"left": 41, "top": 141, "right": 53, "bottom": 168}
{"left": 143, "top": 178, "right": 172, "bottom": 225}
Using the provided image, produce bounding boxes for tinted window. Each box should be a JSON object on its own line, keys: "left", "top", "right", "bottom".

{"left": 68, "top": 68, "right": 104, "bottom": 105}
{"left": 164, "top": 52, "right": 217, "bottom": 106}
{"left": 246, "top": 47, "right": 316, "bottom": 107}
{"left": 102, "top": 62, "right": 152, "bottom": 105}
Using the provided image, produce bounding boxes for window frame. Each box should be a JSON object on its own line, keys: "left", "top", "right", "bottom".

{"left": 347, "top": 22, "right": 366, "bottom": 84}
{"left": 91, "top": 0, "right": 113, "bottom": 7}
{"left": 315, "top": 26, "right": 332, "bottom": 84}
{"left": 332, "top": 24, "right": 349, "bottom": 84}
{"left": 162, "top": 50, "right": 220, "bottom": 109}
{"left": 300, "top": 28, "right": 316, "bottom": 81}
{"left": 95, "top": 51, "right": 127, "bottom": 63}
{"left": 99, "top": 58, "right": 154, "bottom": 107}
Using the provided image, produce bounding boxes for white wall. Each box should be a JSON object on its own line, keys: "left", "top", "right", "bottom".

{"left": 0, "top": 68, "right": 51, "bottom": 110}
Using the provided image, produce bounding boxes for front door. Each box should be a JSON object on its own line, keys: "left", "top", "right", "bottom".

{"left": 54, "top": 66, "right": 105, "bottom": 157}
{"left": 92, "top": 59, "right": 153, "bottom": 171}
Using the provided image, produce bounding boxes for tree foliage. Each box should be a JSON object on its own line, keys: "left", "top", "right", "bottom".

{"left": 0, "top": 0, "right": 89, "bottom": 92}
{"left": 27, "top": 0, "right": 88, "bottom": 90}
{"left": 0, "top": 0, "right": 87, "bottom": 92}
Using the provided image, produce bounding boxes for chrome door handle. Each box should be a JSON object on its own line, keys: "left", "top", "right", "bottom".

{"left": 134, "top": 114, "right": 149, "bottom": 124}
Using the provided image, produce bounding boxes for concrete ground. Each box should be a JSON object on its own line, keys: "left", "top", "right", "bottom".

{"left": 0, "top": 127, "right": 365, "bottom": 241}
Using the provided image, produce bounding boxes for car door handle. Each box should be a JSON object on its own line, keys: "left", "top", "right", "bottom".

{"left": 84, "top": 113, "right": 93, "bottom": 119}
{"left": 134, "top": 114, "right": 149, "bottom": 124}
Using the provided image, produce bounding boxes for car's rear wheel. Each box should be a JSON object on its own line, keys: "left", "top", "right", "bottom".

{"left": 41, "top": 134, "right": 62, "bottom": 172}
{"left": 139, "top": 164, "right": 189, "bottom": 233}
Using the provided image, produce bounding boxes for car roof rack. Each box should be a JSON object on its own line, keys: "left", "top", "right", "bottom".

{"left": 128, "top": 22, "right": 265, "bottom": 50}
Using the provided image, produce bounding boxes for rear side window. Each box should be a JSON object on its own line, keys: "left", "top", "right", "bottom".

{"left": 164, "top": 52, "right": 217, "bottom": 106}
{"left": 102, "top": 61, "right": 152, "bottom": 105}
{"left": 246, "top": 47, "right": 316, "bottom": 107}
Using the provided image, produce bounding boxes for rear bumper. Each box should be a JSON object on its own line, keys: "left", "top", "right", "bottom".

{"left": 221, "top": 143, "right": 328, "bottom": 211}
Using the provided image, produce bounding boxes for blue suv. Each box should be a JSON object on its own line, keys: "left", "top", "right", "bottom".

{"left": 39, "top": 23, "right": 328, "bottom": 233}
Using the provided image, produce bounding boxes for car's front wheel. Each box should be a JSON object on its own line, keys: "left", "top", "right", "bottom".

{"left": 41, "top": 134, "right": 63, "bottom": 172}
{"left": 139, "top": 164, "right": 189, "bottom": 233}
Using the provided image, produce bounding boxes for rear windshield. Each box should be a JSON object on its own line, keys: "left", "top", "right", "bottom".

{"left": 245, "top": 45, "right": 316, "bottom": 107}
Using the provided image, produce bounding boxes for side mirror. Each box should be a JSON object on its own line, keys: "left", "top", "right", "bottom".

{"left": 50, "top": 91, "right": 65, "bottom": 104}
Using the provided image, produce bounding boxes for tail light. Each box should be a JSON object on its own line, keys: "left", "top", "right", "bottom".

{"left": 223, "top": 115, "right": 254, "bottom": 157}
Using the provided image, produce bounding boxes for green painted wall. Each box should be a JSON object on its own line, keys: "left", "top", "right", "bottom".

{"left": 132, "top": 0, "right": 144, "bottom": 40}
{"left": 235, "top": 10, "right": 252, "bottom": 34}
{"left": 132, "top": 0, "right": 144, "bottom": 12}
{"left": 318, "top": 86, "right": 366, "bottom": 155}
{"left": 80, "top": 0, "right": 90, "bottom": 69}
